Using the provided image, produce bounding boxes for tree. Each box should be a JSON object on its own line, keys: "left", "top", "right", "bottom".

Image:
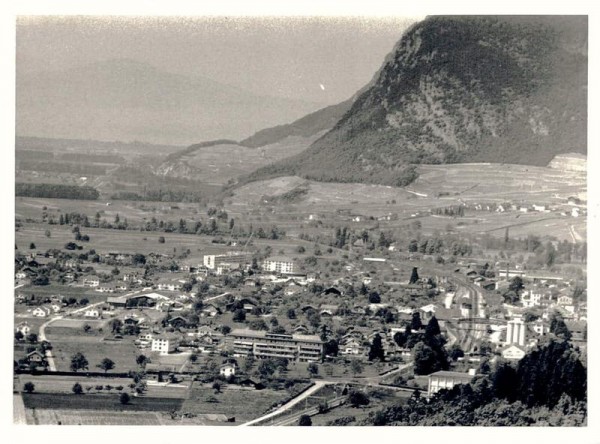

{"left": 97, "top": 357, "right": 115, "bottom": 373}
{"left": 119, "top": 392, "right": 130, "bottom": 405}
{"left": 233, "top": 309, "right": 246, "bottom": 322}
{"left": 26, "top": 333, "right": 38, "bottom": 344}
{"left": 449, "top": 344, "right": 465, "bottom": 361}
{"left": 258, "top": 359, "right": 277, "bottom": 379}
{"left": 324, "top": 339, "right": 339, "bottom": 357}
{"left": 212, "top": 381, "right": 222, "bottom": 394}
{"left": 409, "top": 267, "right": 420, "bottom": 284}
{"left": 551, "top": 317, "right": 572, "bottom": 340}
{"left": 158, "top": 236, "right": 166, "bottom": 244}
{"left": 350, "top": 359, "right": 363, "bottom": 376}
{"left": 508, "top": 276, "right": 525, "bottom": 295}
{"left": 23, "top": 382, "right": 35, "bottom": 393}
{"left": 287, "top": 308, "right": 297, "bottom": 319}
{"left": 411, "top": 311, "right": 423, "bottom": 330}
{"left": 72, "top": 382, "right": 83, "bottom": 395}
{"left": 368, "top": 333, "right": 385, "bottom": 362}
{"left": 307, "top": 362, "right": 319, "bottom": 377}
{"left": 425, "top": 316, "right": 441, "bottom": 337}
{"left": 83, "top": 324, "right": 92, "bottom": 333}
{"left": 70, "top": 352, "right": 89, "bottom": 372}
{"left": 79, "top": 298, "right": 89, "bottom": 306}
{"left": 220, "top": 325, "right": 231, "bottom": 336}
{"left": 109, "top": 318, "right": 123, "bottom": 334}
{"left": 243, "top": 353, "right": 255, "bottom": 373}
{"left": 14, "top": 331, "right": 24, "bottom": 341}
{"left": 368, "top": 291, "right": 381, "bottom": 304}
{"left": 132, "top": 253, "right": 146, "bottom": 266}
{"left": 136, "top": 355, "right": 148, "bottom": 368}
{"left": 298, "top": 414, "right": 312, "bottom": 426}
{"left": 413, "top": 342, "right": 438, "bottom": 375}
{"left": 29, "top": 242, "right": 36, "bottom": 249}
{"left": 348, "top": 391, "right": 370, "bottom": 407}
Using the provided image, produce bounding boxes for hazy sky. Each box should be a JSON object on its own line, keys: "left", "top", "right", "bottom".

{"left": 17, "top": 15, "right": 421, "bottom": 104}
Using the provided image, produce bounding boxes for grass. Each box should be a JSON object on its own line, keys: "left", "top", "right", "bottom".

{"left": 26, "top": 409, "right": 164, "bottom": 425}
{"left": 22, "top": 392, "right": 184, "bottom": 411}
{"left": 181, "top": 383, "right": 290, "bottom": 423}
{"left": 48, "top": 334, "right": 141, "bottom": 373}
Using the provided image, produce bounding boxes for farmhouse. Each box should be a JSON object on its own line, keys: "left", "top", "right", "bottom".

{"left": 26, "top": 350, "right": 46, "bottom": 364}
{"left": 32, "top": 307, "right": 51, "bottom": 317}
{"left": 219, "top": 363, "right": 237, "bottom": 378}
{"left": 84, "top": 308, "right": 100, "bottom": 318}
{"left": 15, "top": 322, "right": 31, "bottom": 336}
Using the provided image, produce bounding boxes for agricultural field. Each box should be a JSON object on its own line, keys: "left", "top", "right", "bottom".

{"left": 22, "top": 392, "right": 184, "bottom": 412}
{"left": 47, "top": 330, "right": 141, "bottom": 373}
{"left": 229, "top": 161, "right": 586, "bottom": 243}
{"left": 181, "top": 384, "right": 291, "bottom": 423}
{"left": 25, "top": 408, "right": 165, "bottom": 425}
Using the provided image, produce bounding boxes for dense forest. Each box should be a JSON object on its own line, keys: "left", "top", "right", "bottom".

{"left": 361, "top": 339, "right": 586, "bottom": 426}
{"left": 16, "top": 183, "right": 100, "bottom": 200}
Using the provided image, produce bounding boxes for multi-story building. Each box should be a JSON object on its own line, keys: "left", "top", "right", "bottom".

{"left": 506, "top": 317, "right": 526, "bottom": 346}
{"left": 203, "top": 252, "right": 252, "bottom": 271}
{"left": 427, "top": 370, "right": 477, "bottom": 398}
{"left": 262, "top": 257, "right": 295, "bottom": 274}
{"left": 230, "top": 329, "right": 323, "bottom": 362}
{"left": 151, "top": 334, "right": 180, "bottom": 355}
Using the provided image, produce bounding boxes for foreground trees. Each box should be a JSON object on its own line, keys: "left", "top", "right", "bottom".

{"left": 70, "top": 352, "right": 89, "bottom": 372}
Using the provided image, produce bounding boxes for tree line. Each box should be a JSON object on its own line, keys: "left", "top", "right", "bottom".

{"left": 16, "top": 183, "right": 100, "bottom": 200}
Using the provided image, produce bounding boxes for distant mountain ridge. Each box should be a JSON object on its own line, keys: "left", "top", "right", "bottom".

{"left": 16, "top": 58, "right": 326, "bottom": 146}
{"left": 246, "top": 15, "right": 587, "bottom": 186}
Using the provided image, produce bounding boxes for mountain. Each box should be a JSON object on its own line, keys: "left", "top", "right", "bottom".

{"left": 154, "top": 99, "right": 356, "bottom": 183}
{"left": 16, "top": 59, "right": 326, "bottom": 146}
{"left": 246, "top": 16, "right": 587, "bottom": 186}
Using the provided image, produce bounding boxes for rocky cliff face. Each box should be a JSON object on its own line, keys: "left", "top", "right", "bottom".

{"left": 248, "top": 16, "right": 587, "bottom": 186}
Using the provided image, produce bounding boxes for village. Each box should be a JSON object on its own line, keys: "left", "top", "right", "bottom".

{"left": 13, "top": 204, "right": 587, "bottom": 425}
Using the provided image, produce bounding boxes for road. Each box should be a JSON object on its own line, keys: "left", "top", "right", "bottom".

{"left": 569, "top": 224, "right": 583, "bottom": 243}
{"left": 13, "top": 394, "right": 27, "bottom": 425}
{"left": 38, "top": 301, "right": 104, "bottom": 371}
{"left": 240, "top": 362, "right": 414, "bottom": 426}
{"left": 269, "top": 397, "right": 347, "bottom": 426}
{"left": 240, "top": 380, "right": 328, "bottom": 426}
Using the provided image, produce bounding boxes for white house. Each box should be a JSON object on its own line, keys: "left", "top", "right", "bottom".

{"left": 151, "top": 334, "right": 180, "bottom": 355}
{"left": 15, "top": 322, "right": 31, "bottom": 336}
{"left": 32, "top": 307, "right": 52, "bottom": 317}
{"left": 501, "top": 344, "right": 527, "bottom": 361}
{"left": 219, "top": 363, "right": 237, "bottom": 378}
{"left": 83, "top": 277, "right": 100, "bottom": 288}
{"left": 84, "top": 308, "right": 100, "bottom": 318}
{"left": 558, "top": 295, "right": 573, "bottom": 306}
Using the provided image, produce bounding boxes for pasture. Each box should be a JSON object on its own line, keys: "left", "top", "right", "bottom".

{"left": 47, "top": 332, "right": 141, "bottom": 373}
{"left": 181, "top": 384, "right": 290, "bottom": 423}
{"left": 26, "top": 408, "right": 164, "bottom": 425}
{"left": 22, "top": 392, "right": 184, "bottom": 412}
